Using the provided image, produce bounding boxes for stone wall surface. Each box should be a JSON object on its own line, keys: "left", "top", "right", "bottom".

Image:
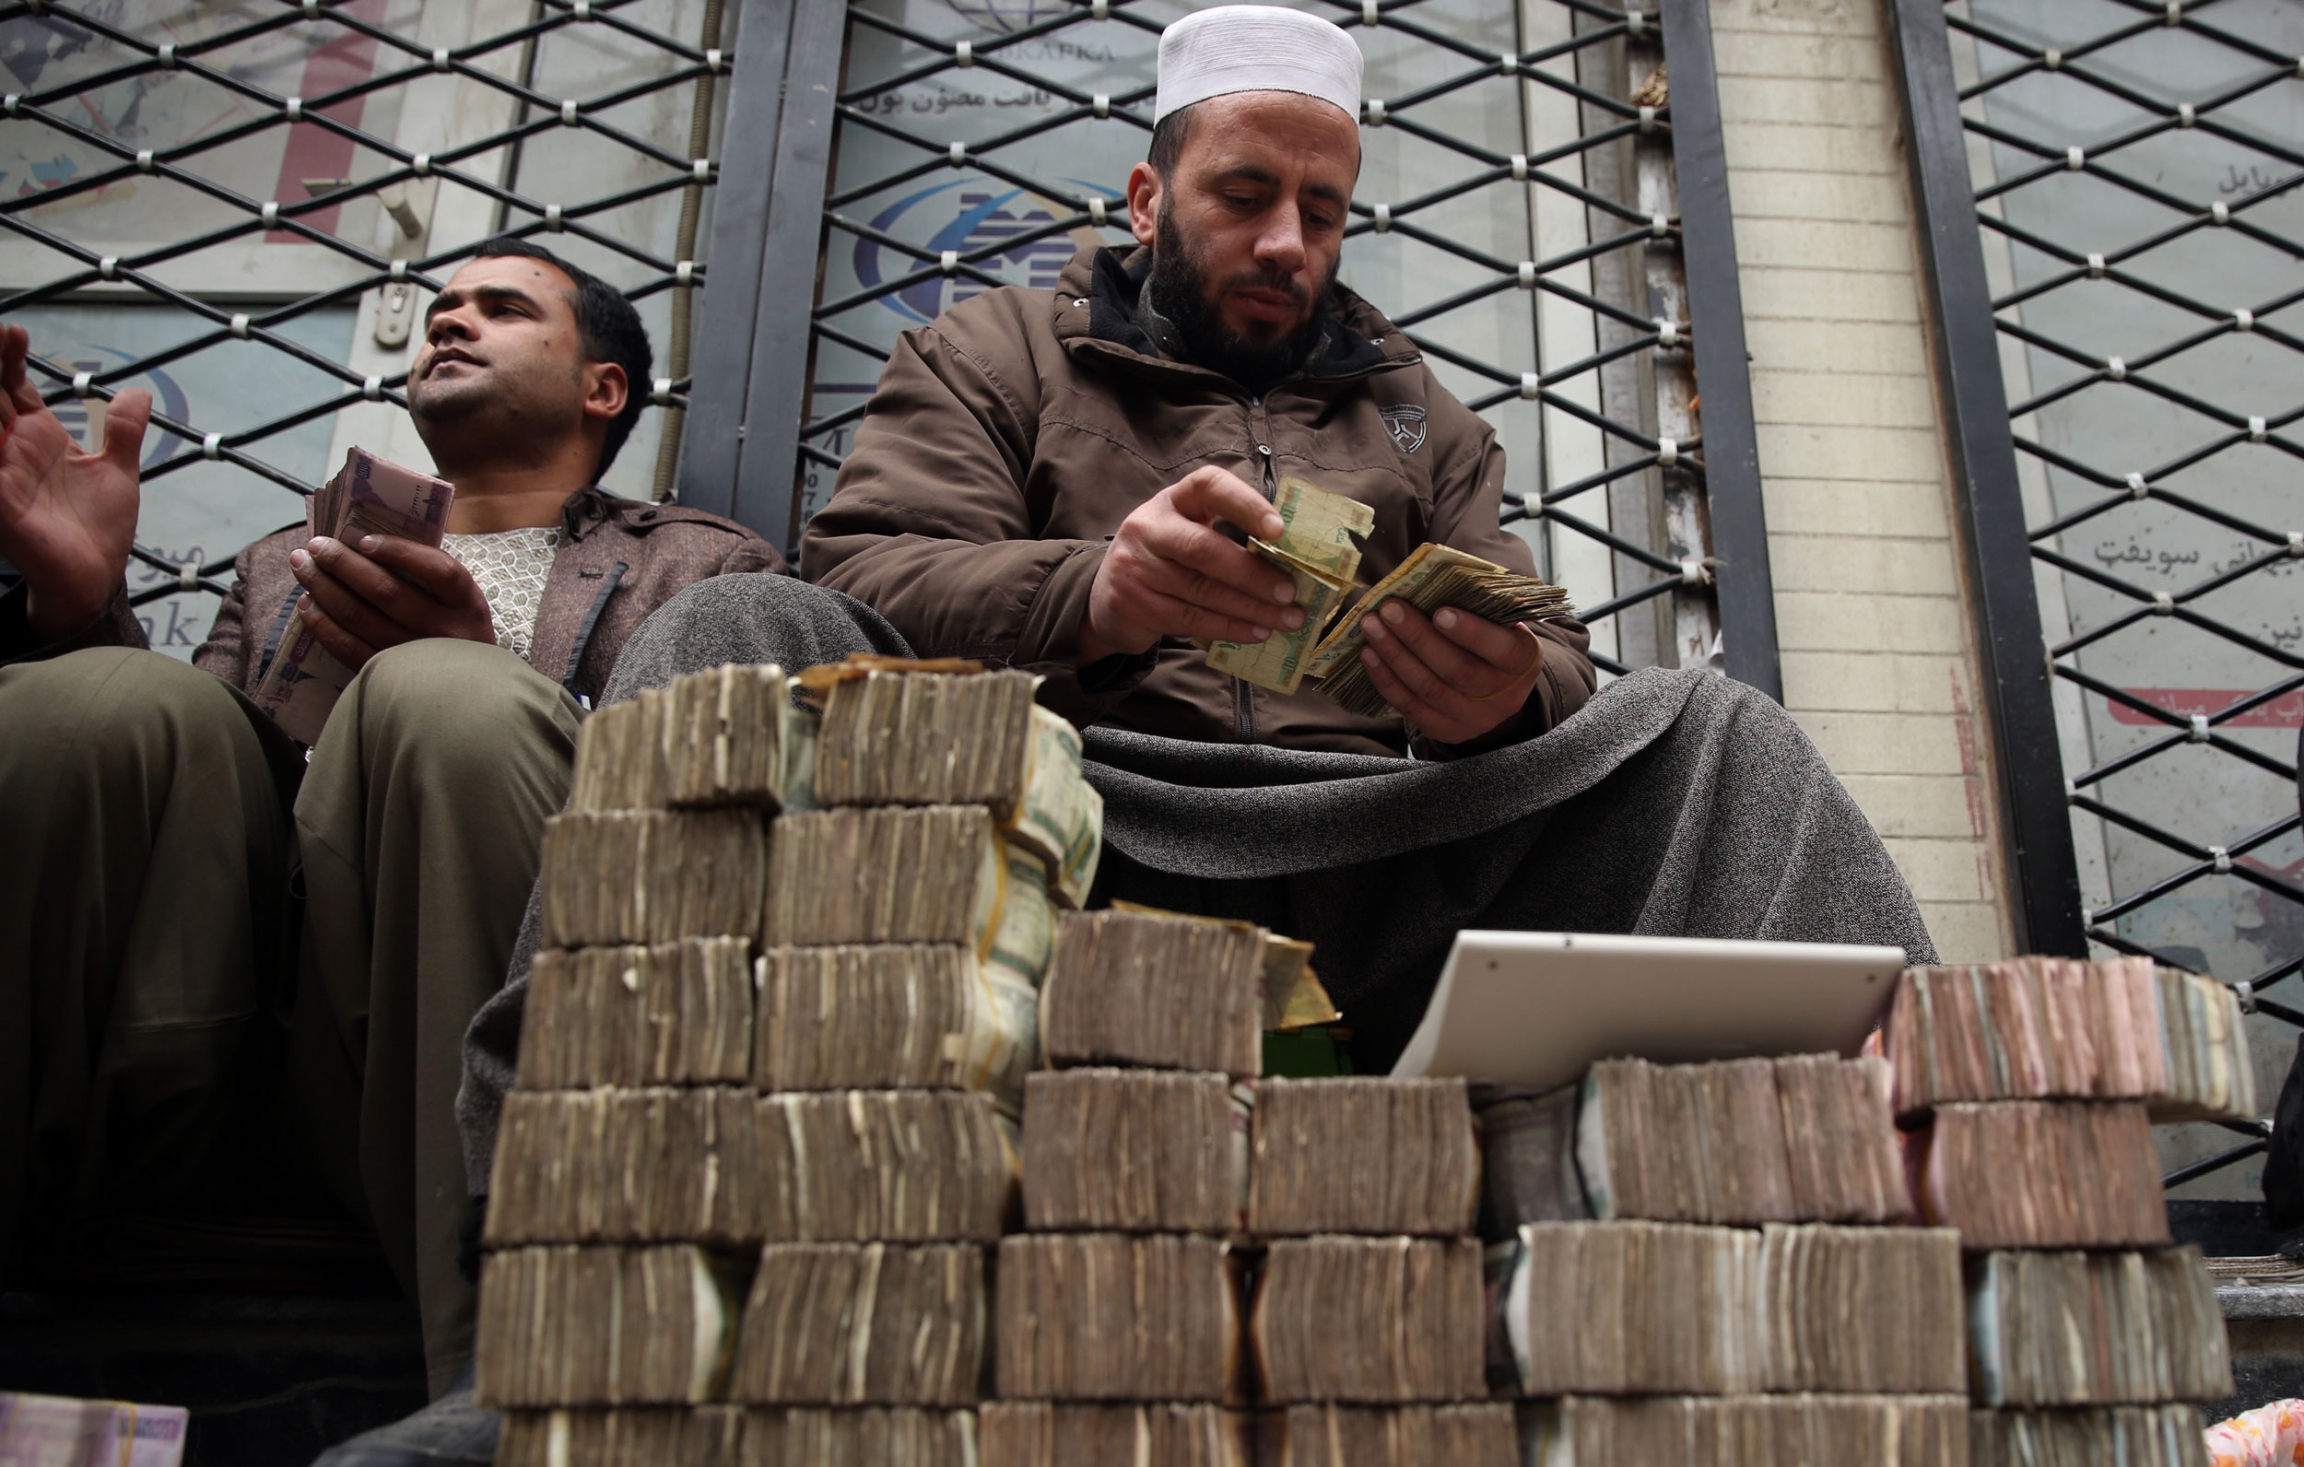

{"left": 1708, "top": 0, "right": 2016, "bottom": 962}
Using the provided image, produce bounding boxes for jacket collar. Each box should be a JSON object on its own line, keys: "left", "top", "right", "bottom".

{"left": 559, "top": 485, "right": 624, "bottom": 543}
{"left": 1056, "top": 245, "right": 1417, "bottom": 390}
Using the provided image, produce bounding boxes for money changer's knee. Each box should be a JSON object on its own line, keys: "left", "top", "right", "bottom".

{"left": 348, "top": 639, "right": 557, "bottom": 757}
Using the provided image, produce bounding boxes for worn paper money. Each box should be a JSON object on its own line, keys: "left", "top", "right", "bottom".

{"left": 0, "top": 1392, "right": 189, "bottom": 1467}
{"left": 1200, "top": 476, "right": 1373, "bottom": 695}
{"left": 251, "top": 447, "right": 456, "bottom": 745}
{"left": 1308, "top": 543, "right": 1574, "bottom": 717}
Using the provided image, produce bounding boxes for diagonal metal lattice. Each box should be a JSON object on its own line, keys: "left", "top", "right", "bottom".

{"left": 1943, "top": 0, "right": 2304, "bottom": 1187}
{"left": 1, "top": 0, "right": 730, "bottom": 642}
{"left": 785, "top": 0, "right": 1762, "bottom": 681}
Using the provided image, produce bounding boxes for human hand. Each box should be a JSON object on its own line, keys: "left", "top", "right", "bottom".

{"left": 1078, "top": 465, "right": 1304, "bottom": 664}
{"left": 1357, "top": 600, "right": 1545, "bottom": 745}
{"left": 0, "top": 322, "right": 153, "bottom": 640}
{"left": 289, "top": 533, "right": 496, "bottom": 670}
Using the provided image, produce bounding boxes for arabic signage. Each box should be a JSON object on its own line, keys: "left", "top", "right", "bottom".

{"left": 1972, "top": 0, "right": 2304, "bottom": 1191}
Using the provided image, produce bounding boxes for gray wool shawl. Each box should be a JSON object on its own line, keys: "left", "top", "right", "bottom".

{"left": 457, "top": 575, "right": 1935, "bottom": 1193}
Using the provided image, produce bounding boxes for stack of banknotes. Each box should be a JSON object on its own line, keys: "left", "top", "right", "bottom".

{"left": 480, "top": 658, "right": 1102, "bottom": 1467}
{"left": 1886, "top": 954, "right": 2256, "bottom": 1122}
{"left": 990, "top": 948, "right": 1514, "bottom": 1467}
{"left": 251, "top": 447, "right": 454, "bottom": 744}
{"left": 0, "top": 1394, "right": 187, "bottom": 1467}
{"left": 479, "top": 680, "right": 2245, "bottom": 1467}
{"left": 1198, "top": 477, "right": 1577, "bottom": 717}
{"left": 1878, "top": 960, "right": 2237, "bottom": 1467}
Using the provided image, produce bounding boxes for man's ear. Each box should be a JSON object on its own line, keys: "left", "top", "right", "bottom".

{"left": 583, "top": 361, "right": 629, "bottom": 424}
{"left": 1125, "top": 161, "right": 1161, "bottom": 248}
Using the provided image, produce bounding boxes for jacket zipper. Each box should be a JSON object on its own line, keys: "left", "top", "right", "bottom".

{"left": 1237, "top": 396, "right": 1279, "bottom": 743}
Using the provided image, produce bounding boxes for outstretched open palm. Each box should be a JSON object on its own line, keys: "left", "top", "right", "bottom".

{"left": 0, "top": 322, "right": 152, "bottom": 640}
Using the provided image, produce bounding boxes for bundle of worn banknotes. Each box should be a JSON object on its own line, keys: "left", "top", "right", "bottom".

{"left": 251, "top": 447, "right": 456, "bottom": 745}
{"left": 0, "top": 1394, "right": 187, "bottom": 1467}
{"left": 474, "top": 654, "right": 2251, "bottom": 1466}
{"left": 1199, "top": 476, "right": 1575, "bottom": 715}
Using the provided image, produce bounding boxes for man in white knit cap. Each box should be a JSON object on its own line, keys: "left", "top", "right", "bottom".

{"left": 805, "top": 2, "right": 1599, "bottom": 756}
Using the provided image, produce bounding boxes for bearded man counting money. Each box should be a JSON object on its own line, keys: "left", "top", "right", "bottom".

{"left": 805, "top": 3, "right": 1600, "bottom": 755}
{"left": 444, "top": 24, "right": 1937, "bottom": 1461}
{"left": 466, "top": 4, "right": 1933, "bottom": 1119}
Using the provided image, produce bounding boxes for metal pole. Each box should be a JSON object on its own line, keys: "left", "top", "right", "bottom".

{"left": 1882, "top": 0, "right": 2087, "bottom": 957}
{"left": 736, "top": 0, "right": 848, "bottom": 564}
{"left": 1655, "top": 0, "right": 1781, "bottom": 703}
{"left": 680, "top": 0, "right": 800, "bottom": 524}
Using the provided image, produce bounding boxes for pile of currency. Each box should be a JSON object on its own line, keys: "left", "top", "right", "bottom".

{"left": 478, "top": 660, "right": 1103, "bottom": 1466}
{"left": 1575, "top": 1055, "right": 1911, "bottom": 1224}
{"left": 1465, "top": 1054, "right": 1915, "bottom": 1230}
{"left": 1307, "top": 541, "right": 1576, "bottom": 719}
{"left": 1882, "top": 960, "right": 2236, "bottom": 1466}
{"left": 1247, "top": 1078, "right": 1480, "bottom": 1236}
{"left": 1966, "top": 1248, "right": 2230, "bottom": 1406}
{"left": 1910, "top": 1101, "right": 2169, "bottom": 1248}
{"left": 252, "top": 446, "right": 455, "bottom": 744}
{"left": 1885, "top": 956, "right": 2256, "bottom": 1121}
{"left": 1468, "top": 1049, "right": 1974, "bottom": 1467}
{"left": 1194, "top": 476, "right": 1575, "bottom": 719}
{"left": 0, "top": 1392, "right": 191, "bottom": 1467}
{"left": 987, "top": 905, "right": 1262, "bottom": 1467}
{"left": 1497, "top": 1221, "right": 1964, "bottom": 1396}
{"left": 990, "top": 965, "right": 1521, "bottom": 1467}
{"left": 1243, "top": 1077, "right": 1509, "bottom": 1465}
{"left": 1968, "top": 1405, "right": 2212, "bottom": 1467}
{"left": 1039, "top": 907, "right": 1265, "bottom": 1076}
{"left": 1197, "top": 474, "right": 1375, "bottom": 697}
{"left": 1519, "top": 1395, "right": 1969, "bottom": 1467}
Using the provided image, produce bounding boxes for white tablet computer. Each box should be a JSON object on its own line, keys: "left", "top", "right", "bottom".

{"left": 1389, "top": 930, "right": 1907, "bottom": 1089}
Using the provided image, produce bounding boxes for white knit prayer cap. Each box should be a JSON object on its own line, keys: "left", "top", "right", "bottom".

{"left": 1154, "top": 5, "right": 1365, "bottom": 125}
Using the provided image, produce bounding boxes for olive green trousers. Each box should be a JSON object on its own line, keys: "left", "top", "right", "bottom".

{"left": 0, "top": 639, "right": 580, "bottom": 1396}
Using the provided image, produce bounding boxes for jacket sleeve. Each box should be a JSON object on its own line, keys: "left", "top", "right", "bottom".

{"left": 189, "top": 541, "right": 260, "bottom": 692}
{"left": 0, "top": 579, "right": 150, "bottom": 667}
{"left": 801, "top": 321, "right": 1124, "bottom": 721}
{"left": 1420, "top": 407, "right": 1598, "bottom": 749}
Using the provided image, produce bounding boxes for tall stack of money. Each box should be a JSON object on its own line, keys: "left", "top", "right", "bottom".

{"left": 980, "top": 906, "right": 1270, "bottom": 1467}
{"left": 477, "top": 659, "right": 1104, "bottom": 1467}
{"left": 1246, "top": 1077, "right": 1516, "bottom": 1467}
{"left": 1884, "top": 957, "right": 2244, "bottom": 1467}
{"left": 1490, "top": 1054, "right": 1972, "bottom": 1466}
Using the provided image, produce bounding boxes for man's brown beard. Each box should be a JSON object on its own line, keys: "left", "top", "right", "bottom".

{"left": 1148, "top": 206, "right": 1337, "bottom": 392}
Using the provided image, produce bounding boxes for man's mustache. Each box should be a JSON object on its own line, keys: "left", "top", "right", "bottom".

{"left": 1223, "top": 269, "right": 1307, "bottom": 302}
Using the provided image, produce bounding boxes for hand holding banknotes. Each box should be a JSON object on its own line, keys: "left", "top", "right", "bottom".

{"left": 0, "top": 322, "right": 152, "bottom": 642}
{"left": 1356, "top": 598, "right": 1543, "bottom": 745}
{"left": 289, "top": 531, "right": 495, "bottom": 670}
{"left": 1078, "top": 465, "right": 1305, "bottom": 663}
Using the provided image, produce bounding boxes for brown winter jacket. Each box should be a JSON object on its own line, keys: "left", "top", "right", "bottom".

{"left": 0, "top": 486, "right": 782, "bottom": 709}
{"left": 803, "top": 245, "right": 1595, "bottom": 758}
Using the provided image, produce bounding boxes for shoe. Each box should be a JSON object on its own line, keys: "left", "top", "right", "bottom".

{"left": 309, "top": 1362, "right": 499, "bottom": 1466}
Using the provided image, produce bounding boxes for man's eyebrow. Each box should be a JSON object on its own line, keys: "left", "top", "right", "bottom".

{"left": 1210, "top": 163, "right": 1280, "bottom": 189}
{"left": 1207, "top": 164, "right": 1347, "bottom": 209}
{"left": 424, "top": 282, "right": 545, "bottom": 322}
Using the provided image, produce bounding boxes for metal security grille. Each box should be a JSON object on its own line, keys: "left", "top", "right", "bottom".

{"left": 1889, "top": 0, "right": 2302, "bottom": 1192}
{"left": 711, "top": 0, "right": 1778, "bottom": 689}
{"left": 1, "top": 0, "right": 733, "bottom": 653}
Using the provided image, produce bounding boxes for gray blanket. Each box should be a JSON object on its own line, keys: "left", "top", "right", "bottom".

{"left": 457, "top": 575, "right": 1934, "bottom": 1191}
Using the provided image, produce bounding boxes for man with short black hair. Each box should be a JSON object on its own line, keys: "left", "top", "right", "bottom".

{"left": 0, "top": 238, "right": 777, "bottom": 1404}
